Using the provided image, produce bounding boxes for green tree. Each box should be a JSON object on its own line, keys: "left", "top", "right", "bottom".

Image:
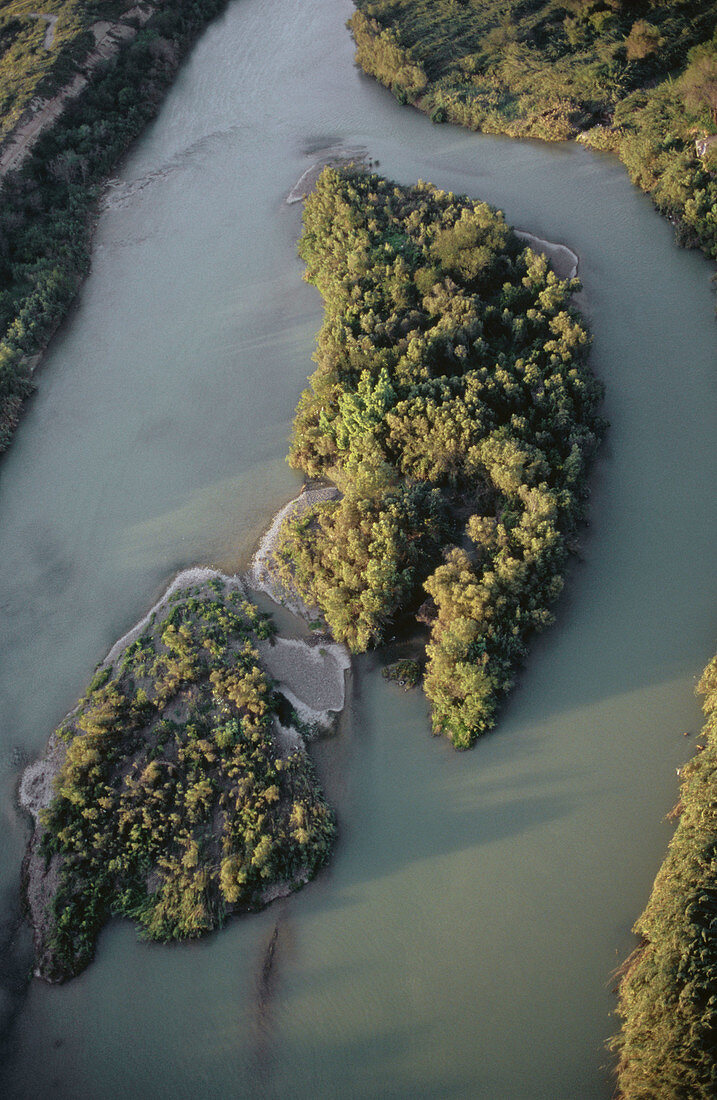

{"left": 681, "top": 47, "right": 717, "bottom": 125}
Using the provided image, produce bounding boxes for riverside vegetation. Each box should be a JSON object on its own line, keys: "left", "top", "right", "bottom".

{"left": 347, "top": 3, "right": 717, "bottom": 1086}
{"left": 27, "top": 578, "right": 334, "bottom": 982}
{"left": 276, "top": 166, "right": 604, "bottom": 748}
{"left": 0, "top": 2, "right": 139, "bottom": 141}
{"left": 349, "top": 0, "right": 717, "bottom": 260}
{"left": 0, "top": 0, "right": 230, "bottom": 455}
{"left": 611, "top": 652, "right": 717, "bottom": 1099}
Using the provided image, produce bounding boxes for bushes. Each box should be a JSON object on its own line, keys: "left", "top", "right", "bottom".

{"left": 37, "top": 581, "right": 334, "bottom": 981}
{"left": 611, "top": 652, "right": 717, "bottom": 1098}
{"left": 282, "top": 167, "right": 603, "bottom": 746}
{"left": 0, "top": 2, "right": 92, "bottom": 141}
{"left": 277, "top": 484, "right": 448, "bottom": 652}
{"left": 350, "top": 11, "right": 428, "bottom": 101}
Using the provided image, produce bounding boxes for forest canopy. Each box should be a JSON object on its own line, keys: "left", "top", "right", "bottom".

{"left": 279, "top": 166, "right": 604, "bottom": 748}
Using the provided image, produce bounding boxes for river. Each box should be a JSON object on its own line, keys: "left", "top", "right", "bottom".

{"left": 1, "top": 0, "right": 716, "bottom": 1096}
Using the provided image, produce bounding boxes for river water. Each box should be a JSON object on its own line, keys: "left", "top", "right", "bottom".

{"left": 1, "top": 0, "right": 716, "bottom": 1096}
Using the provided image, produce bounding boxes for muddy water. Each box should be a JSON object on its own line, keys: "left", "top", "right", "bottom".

{"left": 1, "top": 0, "right": 716, "bottom": 1096}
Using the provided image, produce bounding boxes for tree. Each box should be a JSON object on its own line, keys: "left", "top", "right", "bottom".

{"left": 681, "top": 48, "right": 717, "bottom": 127}
{"left": 625, "top": 21, "right": 662, "bottom": 62}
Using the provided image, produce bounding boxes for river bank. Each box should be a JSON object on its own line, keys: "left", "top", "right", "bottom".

{"left": 247, "top": 485, "right": 341, "bottom": 620}
{"left": 0, "top": 4, "right": 156, "bottom": 179}
{"left": 611, "top": 653, "right": 717, "bottom": 1098}
{"left": 348, "top": 3, "right": 717, "bottom": 266}
{"left": 514, "top": 231, "right": 578, "bottom": 281}
{"left": 0, "top": 0, "right": 231, "bottom": 456}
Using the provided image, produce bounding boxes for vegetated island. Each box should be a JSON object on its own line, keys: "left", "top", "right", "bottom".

{"left": 0, "top": 0, "right": 232, "bottom": 457}
{"left": 20, "top": 164, "right": 601, "bottom": 978}
{"left": 275, "top": 165, "right": 604, "bottom": 748}
{"left": 611, "top": 651, "right": 717, "bottom": 1098}
{"left": 349, "top": 0, "right": 717, "bottom": 261}
{"left": 20, "top": 570, "right": 343, "bottom": 982}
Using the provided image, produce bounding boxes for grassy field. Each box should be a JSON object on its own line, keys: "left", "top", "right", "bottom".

{"left": 0, "top": 1, "right": 137, "bottom": 140}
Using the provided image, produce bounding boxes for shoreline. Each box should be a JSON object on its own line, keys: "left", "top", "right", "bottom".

{"left": 288, "top": 161, "right": 580, "bottom": 283}
{"left": 19, "top": 487, "right": 352, "bottom": 826}
{"left": 0, "top": 0, "right": 232, "bottom": 460}
{"left": 247, "top": 485, "right": 340, "bottom": 618}
{"left": 286, "top": 147, "right": 370, "bottom": 204}
{"left": 349, "top": 10, "right": 717, "bottom": 268}
{"left": 515, "top": 230, "right": 579, "bottom": 281}
{"left": 18, "top": 489, "right": 352, "bottom": 980}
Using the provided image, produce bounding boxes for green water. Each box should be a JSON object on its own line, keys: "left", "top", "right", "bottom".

{"left": 1, "top": 0, "right": 715, "bottom": 1095}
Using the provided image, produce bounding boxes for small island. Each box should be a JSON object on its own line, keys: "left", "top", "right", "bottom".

{"left": 21, "top": 572, "right": 338, "bottom": 982}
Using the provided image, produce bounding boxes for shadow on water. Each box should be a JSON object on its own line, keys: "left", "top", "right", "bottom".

{"left": 0, "top": 887, "right": 34, "bottom": 1079}
{"left": 302, "top": 664, "right": 578, "bottom": 899}
{"left": 247, "top": 905, "right": 290, "bottom": 1096}
{"left": 266, "top": 1026, "right": 475, "bottom": 1100}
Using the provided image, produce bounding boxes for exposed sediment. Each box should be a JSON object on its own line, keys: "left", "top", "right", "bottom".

{"left": 286, "top": 148, "right": 369, "bottom": 204}
{"left": 104, "top": 567, "right": 244, "bottom": 666}
{"left": 247, "top": 486, "right": 351, "bottom": 736}
{"left": 19, "top": 734, "right": 68, "bottom": 979}
{"left": 247, "top": 485, "right": 340, "bottom": 618}
{"left": 0, "top": 4, "right": 156, "bottom": 177}
{"left": 287, "top": 160, "right": 580, "bottom": 284}
{"left": 515, "top": 230, "right": 579, "bottom": 280}
{"left": 260, "top": 636, "right": 351, "bottom": 740}
{"left": 19, "top": 558, "right": 349, "bottom": 828}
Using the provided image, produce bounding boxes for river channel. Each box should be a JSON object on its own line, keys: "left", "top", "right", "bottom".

{"left": 1, "top": 0, "right": 716, "bottom": 1095}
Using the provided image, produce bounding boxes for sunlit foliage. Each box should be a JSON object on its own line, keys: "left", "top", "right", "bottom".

{"left": 38, "top": 580, "right": 334, "bottom": 980}
{"left": 281, "top": 167, "right": 603, "bottom": 747}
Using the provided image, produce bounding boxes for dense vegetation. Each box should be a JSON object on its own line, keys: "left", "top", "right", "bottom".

{"left": 36, "top": 578, "right": 334, "bottom": 981}
{"left": 350, "top": 1, "right": 717, "bottom": 259}
{"left": 611, "top": 652, "right": 717, "bottom": 1098}
{"left": 277, "top": 167, "right": 603, "bottom": 748}
{"left": 0, "top": 1, "right": 96, "bottom": 140}
{"left": 0, "top": 0, "right": 229, "bottom": 455}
